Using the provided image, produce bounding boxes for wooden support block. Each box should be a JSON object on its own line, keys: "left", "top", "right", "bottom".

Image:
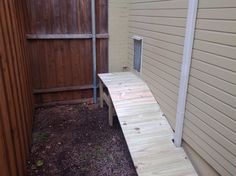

{"left": 103, "top": 92, "right": 114, "bottom": 126}
{"left": 108, "top": 103, "right": 113, "bottom": 126}
{"left": 103, "top": 92, "right": 109, "bottom": 105}
{"left": 99, "top": 80, "right": 104, "bottom": 108}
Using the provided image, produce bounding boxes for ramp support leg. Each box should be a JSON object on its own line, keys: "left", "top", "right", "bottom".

{"left": 108, "top": 98, "right": 113, "bottom": 126}
{"left": 99, "top": 80, "right": 104, "bottom": 108}
{"left": 99, "top": 78, "right": 114, "bottom": 126}
{"left": 103, "top": 92, "right": 113, "bottom": 126}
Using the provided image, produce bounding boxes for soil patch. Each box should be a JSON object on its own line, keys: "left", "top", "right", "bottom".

{"left": 27, "top": 103, "right": 137, "bottom": 176}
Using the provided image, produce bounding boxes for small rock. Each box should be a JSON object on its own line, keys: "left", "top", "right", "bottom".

{"left": 112, "top": 137, "right": 116, "bottom": 142}
{"left": 36, "top": 160, "right": 44, "bottom": 167}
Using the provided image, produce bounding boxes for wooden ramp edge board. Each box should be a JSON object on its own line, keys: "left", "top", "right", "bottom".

{"left": 98, "top": 72, "right": 198, "bottom": 176}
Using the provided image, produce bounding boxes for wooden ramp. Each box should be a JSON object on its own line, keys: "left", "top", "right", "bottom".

{"left": 98, "top": 72, "right": 197, "bottom": 176}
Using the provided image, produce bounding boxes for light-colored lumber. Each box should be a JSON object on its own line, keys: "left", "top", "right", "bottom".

{"left": 99, "top": 80, "right": 104, "bottom": 108}
{"left": 98, "top": 72, "right": 198, "bottom": 176}
{"left": 103, "top": 92, "right": 114, "bottom": 126}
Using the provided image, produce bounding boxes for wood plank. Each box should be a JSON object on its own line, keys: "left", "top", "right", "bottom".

{"left": 0, "top": 0, "right": 34, "bottom": 175}
{"left": 99, "top": 80, "right": 104, "bottom": 108}
{"left": 33, "top": 85, "right": 93, "bottom": 94}
{"left": 98, "top": 72, "right": 197, "bottom": 176}
{"left": 26, "top": 33, "right": 109, "bottom": 39}
{"left": 0, "top": 122, "right": 10, "bottom": 176}
{"left": 1, "top": 2, "right": 26, "bottom": 175}
{"left": 35, "top": 98, "right": 94, "bottom": 108}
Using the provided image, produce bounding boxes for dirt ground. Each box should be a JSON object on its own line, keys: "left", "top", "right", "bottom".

{"left": 27, "top": 103, "right": 137, "bottom": 176}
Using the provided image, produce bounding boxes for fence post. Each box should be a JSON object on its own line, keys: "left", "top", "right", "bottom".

{"left": 91, "top": 0, "right": 97, "bottom": 103}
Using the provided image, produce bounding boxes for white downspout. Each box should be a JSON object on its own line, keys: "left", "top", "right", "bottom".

{"left": 174, "top": 0, "right": 199, "bottom": 147}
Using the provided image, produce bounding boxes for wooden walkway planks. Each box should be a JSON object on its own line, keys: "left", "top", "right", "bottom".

{"left": 98, "top": 72, "right": 197, "bottom": 176}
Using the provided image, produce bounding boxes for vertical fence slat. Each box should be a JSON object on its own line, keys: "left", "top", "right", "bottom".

{"left": 26, "top": 0, "right": 108, "bottom": 105}
{"left": 0, "top": 0, "right": 34, "bottom": 175}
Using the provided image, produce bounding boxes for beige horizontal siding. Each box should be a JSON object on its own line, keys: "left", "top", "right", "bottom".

{"left": 108, "top": 0, "right": 129, "bottom": 72}
{"left": 194, "top": 40, "right": 236, "bottom": 60}
{"left": 198, "top": 0, "right": 236, "bottom": 8}
{"left": 129, "top": 21, "right": 186, "bottom": 36}
{"left": 183, "top": 129, "right": 233, "bottom": 176}
{"left": 129, "top": 16, "right": 186, "bottom": 27}
{"left": 128, "top": 0, "right": 187, "bottom": 128}
{"left": 130, "top": 9, "right": 188, "bottom": 18}
{"left": 189, "top": 68, "right": 235, "bottom": 97}
{"left": 198, "top": 8, "right": 236, "bottom": 20}
{"left": 129, "top": 27, "right": 185, "bottom": 45}
{"left": 192, "top": 49, "right": 236, "bottom": 72}
{"left": 195, "top": 30, "right": 236, "bottom": 47}
{"left": 196, "top": 19, "right": 236, "bottom": 34}
{"left": 128, "top": 0, "right": 236, "bottom": 175}
{"left": 183, "top": 2, "right": 236, "bottom": 176}
{"left": 130, "top": 0, "right": 188, "bottom": 9}
{"left": 189, "top": 76, "right": 236, "bottom": 110}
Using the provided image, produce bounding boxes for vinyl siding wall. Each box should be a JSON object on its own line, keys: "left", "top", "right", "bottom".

{"left": 127, "top": 0, "right": 236, "bottom": 175}
{"left": 108, "top": 0, "right": 129, "bottom": 72}
{"left": 128, "top": 0, "right": 188, "bottom": 128}
{"left": 183, "top": 1, "right": 236, "bottom": 176}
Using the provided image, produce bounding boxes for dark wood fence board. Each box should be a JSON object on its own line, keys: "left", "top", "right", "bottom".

{"left": 28, "top": 0, "right": 92, "bottom": 34}
{"left": 7, "top": 0, "right": 30, "bottom": 154}
{"left": 0, "top": 69, "right": 18, "bottom": 176}
{"left": 0, "top": 122, "right": 10, "bottom": 176}
{"left": 97, "top": 39, "right": 109, "bottom": 73}
{"left": 96, "top": 0, "right": 108, "bottom": 34}
{"left": 26, "top": 0, "right": 108, "bottom": 105}
{"left": 0, "top": 0, "right": 107, "bottom": 174}
{"left": 0, "top": 0, "right": 34, "bottom": 175}
{"left": 29, "top": 40, "right": 93, "bottom": 88}
{"left": 1, "top": 4, "right": 25, "bottom": 176}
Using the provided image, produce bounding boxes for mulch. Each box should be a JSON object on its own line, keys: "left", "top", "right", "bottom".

{"left": 27, "top": 103, "right": 138, "bottom": 176}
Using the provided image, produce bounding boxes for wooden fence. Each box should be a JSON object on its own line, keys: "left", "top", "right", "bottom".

{"left": 26, "top": 0, "right": 108, "bottom": 105}
{"left": 0, "top": 0, "right": 34, "bottom": 175}
{"left": 0, "top": 0, "right": 108, "bottom": 175}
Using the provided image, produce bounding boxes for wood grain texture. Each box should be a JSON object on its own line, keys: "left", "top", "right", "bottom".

{"left": 98, "top": 72, "right": 197, "bottom": 176}
{"left": 26, "top": 33, "right": 109, "bottom": 39}
{"left": 0, "top": 0, "right": 34, "bottom": 175}
{"left": 26, "top": 0, "right": 108, "bottom": 105}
